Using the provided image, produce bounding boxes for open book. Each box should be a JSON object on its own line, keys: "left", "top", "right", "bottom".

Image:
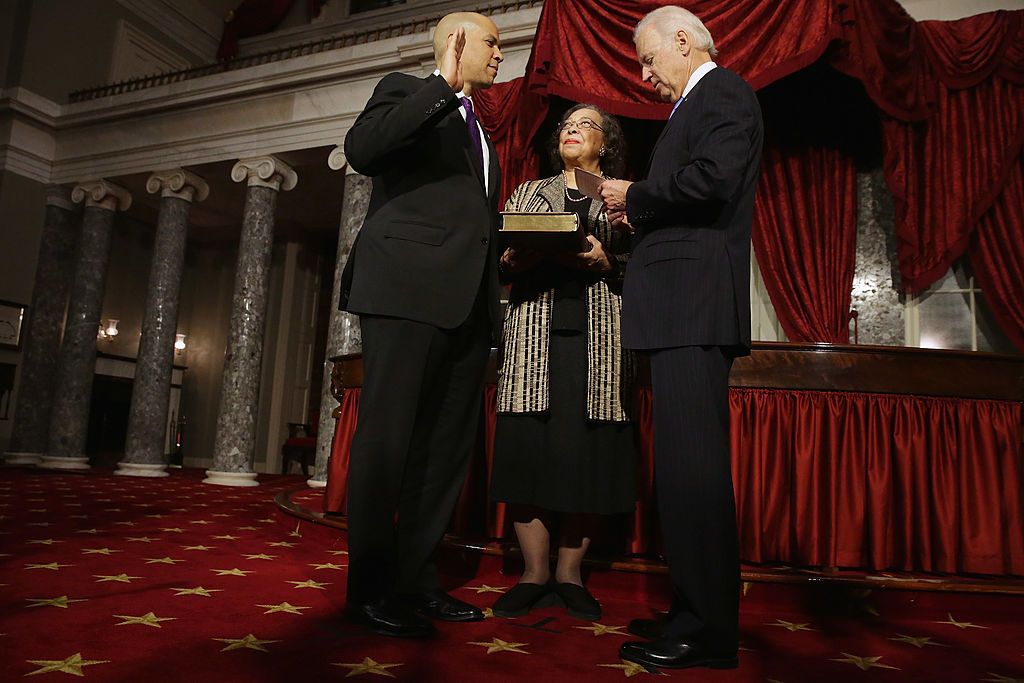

{"left": 499, "top": 212, "right": 590, "bottom": 253}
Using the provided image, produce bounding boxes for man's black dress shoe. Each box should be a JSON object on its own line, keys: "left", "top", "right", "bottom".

{"left": 619, "top": 638, "right": 738, "bottom": 670}
{"left": 345, "top": 598, "right": 436, "bottom": 638}
{"left": 403, "top": 590, "right": 484, "bottom": 622}
{"left": 627, "top": 617, "right": 667, "bottom": 640}
{"left": 492, "top": 580, "right": 559, "bottom": 617}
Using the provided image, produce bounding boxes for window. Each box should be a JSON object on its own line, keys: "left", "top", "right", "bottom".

{"left": 905, "top": 260, "right": 1015, "bottom": 353}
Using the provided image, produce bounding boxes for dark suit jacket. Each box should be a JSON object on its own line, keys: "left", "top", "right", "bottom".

{"left": 621, "top": 67, "right": 763, "bottom": 352}
{"left": 340, "top": 73, "right": 503, "bottom": 338}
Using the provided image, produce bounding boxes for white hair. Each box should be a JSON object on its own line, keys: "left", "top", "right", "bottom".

{"left": 634, "top": 6, "right": 718, "bottom": 58}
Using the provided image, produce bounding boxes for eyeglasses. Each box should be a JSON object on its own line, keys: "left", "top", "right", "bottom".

{"left": 559, "top": 118, "right": 604, "bottom": 132}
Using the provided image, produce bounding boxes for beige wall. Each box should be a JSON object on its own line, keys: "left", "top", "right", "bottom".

{"left": 14, "top": 0, "right": 200, "bottom": 102}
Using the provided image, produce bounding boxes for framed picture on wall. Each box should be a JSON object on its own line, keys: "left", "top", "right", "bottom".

{"left": 0, "top": 300, "right": 27, "bottom": 350}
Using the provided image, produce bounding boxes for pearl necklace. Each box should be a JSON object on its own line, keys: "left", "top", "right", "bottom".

{"left": 562, "top": 170, "right": 600, "bottom": 203}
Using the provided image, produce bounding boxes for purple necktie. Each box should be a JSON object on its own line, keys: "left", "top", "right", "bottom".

{"left": 461, "top": 97, "right": 485, "bottom": 178}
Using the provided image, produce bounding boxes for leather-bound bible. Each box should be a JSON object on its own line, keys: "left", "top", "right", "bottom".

{"left": 499, "top": 212, "right": 589, "bottom": 253}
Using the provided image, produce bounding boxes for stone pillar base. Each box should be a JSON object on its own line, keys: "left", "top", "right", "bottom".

{"left": 306, "top": 477, "right": 327, "bottom": 489}
{"left": 203, "top": 470, "right": 259, "bottom": 487}
{"left": 2, "top": 451, "right": 43, "bottom": 465}
{"left": 115, "top": 461, "right": 170, "bottom": 478}
{"left": 38, "top": 455, "right": 91, "bottom": 470}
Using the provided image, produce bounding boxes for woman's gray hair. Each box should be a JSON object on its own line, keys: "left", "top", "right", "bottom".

{"left": 634, "top": 6, "right": 718, "bottom": 58}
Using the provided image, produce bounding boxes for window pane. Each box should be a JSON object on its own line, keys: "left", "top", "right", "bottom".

{"left": 974, "top": 293, "right": 1018, "bottom": 354}
{"left": 917, "top": 291, "right": 972, "bottom": 350}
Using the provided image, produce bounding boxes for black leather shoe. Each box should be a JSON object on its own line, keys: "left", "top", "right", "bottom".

{"left": 555, "top": 582, "right": 601, "bottom": 621}
{"left": 404, "top": 590, "right": 484, "bottom": 622}
{"left": 619, "top": 638, "right": 738, "bottom": 670}
{"left": 345, "top": 598, "right": 436, "bottom": 638}
{"left": 627, "top": 617, "right": 667, "bottom": 640}
{"left": 492, "top": 580, "right": 558, "bottom": 618}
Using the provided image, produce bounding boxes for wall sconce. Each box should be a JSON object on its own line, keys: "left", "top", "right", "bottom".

{"left": 174, "top": 333, "right": 187, "bottom": 355}
{"left": 97, "top": 319, "right": 119, "bottom": 342}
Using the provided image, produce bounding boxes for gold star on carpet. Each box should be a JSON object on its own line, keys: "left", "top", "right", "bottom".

{"left": 114, "top": 612, "right": 176, "bottom": 627}
{"left": 309, "top": 562, "right": 345, "bottom": 570}
{"left": 95, "top": 574, "right": 143, "bottom": 583}
{"left": 212, "top": 568, "right": 252, "bottom": 577}
{"left": 288, "top": 522, "right": 302, "bottom": 537}
{"left": 126, "top": 536, "right": 157, "bottom": 543}
{"left": 213, "top": 534, "right": 240, "bottom": 540}
{"left": 170, "top": 586, "right": 222, "bottom": 597}
{"left": 830, "top": 653, "right": 899, "bottom": 671}
{"left": 257, "top": 517, "right": 276, "bottom": 523}
{"left": 82, "top": 548, "right": 121, "bottom": 555}
{"left": 464, "top": 584, "right": 507, "bottom": 594}
{"left": 25, "top": 562, "right": 73, "bottom": 571}
{"left": 268, "top": 541, "right": 296, "bottom": 548}
{"left": 287, "top": 579, "right": 330, "bottom": 590}
{"left": 212, "top": 634, "right": 280, "bottom": 652}
{"left": 212, "top": 513, "right": 231, "bottom": 517}
{"left": 243, "top": 553, "right": 276, "bottom": 560}
{"left": 742, "top": 581, "right": 753, "bottom": 596}
{"left": 333, "top": 657, "right": 403, "bottom": 678}
{"left": 26, "top": 596, "right": 88, "bottom": 609}
{"left": 889, "top": 634, "right": 947, "bottom": 648}
{"left": 113, "top": 521, "right": 136, "bottom": 526}
{"left": 160, "top": 527, "right": 185, "bottom": 533}
{"left": 189, "top": 520, "right": 213, "bottom": 525}
{"left": 468, "top": 638, "right": 530, "bottom": 654}
{"left": 935, "top": 613, "right": 987, "bottom": 629}
{"left": 26, "top": 538, "right": 61, "bottom": 545}
{"left": 598, "top": 660, "right": 652, "bottom": 677}
{"left": 145, "top": 514, "right": 166, "bottom": 519}
{"left": 767, "top": 619, "right": 817, "bottom": 632}
{"left": 75, "top": 528, "right": 100, "bottom": 534}
{"left": 144, "top": 557, "right": 184, "bottom": 564}
{"left": 574, "top": 623, "right": 629, "bottom": 636}
{"left": 328, "top": 550, "right": 349, "bottom": 556}
{"left": 982, "top": 674, "right": 1024, "bottom": 683}
{"left": 258, "top": 602, "right": 310, "bottom": 615}
{"left": 27, "top": 522, "right": 51, "bottom": 527}
{"left": 183, "top": 545, "right": 214, "bottom": 551}
{"left": 25, "top": 653, "right": 109, "bottom": 676}
{"left": 237, "top": 526, "right": 259, "bottom": 531}
{"left": 28, "top": 508, "right": 47, "bottom": 512}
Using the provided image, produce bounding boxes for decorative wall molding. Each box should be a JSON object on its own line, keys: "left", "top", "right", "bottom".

{"left": 115, "top": 0, "right": 221, "bottom": 62}
{"left": 109, "top": 19, "right": 192, "bottom": 84}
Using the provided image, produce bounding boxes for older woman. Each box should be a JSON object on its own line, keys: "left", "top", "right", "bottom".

{"left": 490, "top": 104, "right": 636, "bottom": 621}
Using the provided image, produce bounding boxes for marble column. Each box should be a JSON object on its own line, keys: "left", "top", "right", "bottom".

{"left": 117, "top": 170, "right": 209, "bottom": 478}
{"left": 3, "top": 188, "right": 80, "bottom": 465}
{"left": 308, "top": 148, "right": 368, "bottom": 488}
{"left": 204, "top": 156, "right": 297, "bottom": 487}
{"left": 40, "top": 180, "right": 132, "bottom": 470}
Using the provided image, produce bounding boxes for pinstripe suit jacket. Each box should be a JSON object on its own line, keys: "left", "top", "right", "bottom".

{"left": 622, "top": 67, "right": 763, "bottom": 353}
{"left": 497, "top": 175, "right": 636, "bottom": 422}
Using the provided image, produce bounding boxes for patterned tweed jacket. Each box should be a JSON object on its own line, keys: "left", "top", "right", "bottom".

{"left": 497, "top": 174, "right": 637, "bottom": 422}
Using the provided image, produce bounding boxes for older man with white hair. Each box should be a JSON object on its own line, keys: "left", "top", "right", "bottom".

{"left": 600, "top": 5, "right": 763, "bottom": 671}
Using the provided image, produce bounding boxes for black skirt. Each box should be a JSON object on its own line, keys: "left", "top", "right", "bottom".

{"left": 490, "top": 329, "right": 637, "bottom": 515}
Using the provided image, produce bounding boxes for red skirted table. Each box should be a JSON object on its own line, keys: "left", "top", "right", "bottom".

{"left": 324, "top": 343, "right": 1024, "bottom": 576}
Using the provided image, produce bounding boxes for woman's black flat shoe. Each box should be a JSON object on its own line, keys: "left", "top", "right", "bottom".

{"left": 555, "top": 582, "right": 601, "bottom": 620}
{"left": 492, "top": 580, "right": 558, "bottom": 618}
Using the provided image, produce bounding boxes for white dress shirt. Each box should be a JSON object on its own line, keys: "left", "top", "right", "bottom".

{"left": 671, "top": 61, "right": 718, "bottom": 118}
{"left": 433, "top": 69, "right": 491, "bottom": 194}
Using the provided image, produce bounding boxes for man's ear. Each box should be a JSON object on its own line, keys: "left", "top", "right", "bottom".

{"left": 676, "top": 28, "right": 690, "bottom": 54}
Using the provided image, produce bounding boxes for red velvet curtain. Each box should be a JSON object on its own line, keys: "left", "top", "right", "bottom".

{"left": 323, "top": 386, "right": 1024, "bottom": 575}
{"left": 752, "top": 145, "right": 858, "bottom": 343}
{"left": 477, "top": 1, "right": 1024, "bottom": 344}
{"left": 474, "top": 77, "right": 547, "bottom": 209}
{"left": 217, "top": 0, "right": 298, "bottom": 60}
{"left": 970, "top": 157, "right": 1024, "bottom": 351}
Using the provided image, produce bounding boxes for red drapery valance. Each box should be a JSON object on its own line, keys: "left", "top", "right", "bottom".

{"left": 476, "top": 0, "right": 1024, "bottom": 346}
{"left": 324, "top": 386, "right": 1024, "bottom": 576}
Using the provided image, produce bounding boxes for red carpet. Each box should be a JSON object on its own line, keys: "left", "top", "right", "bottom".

{"left": 1, "top": 467, "right": 1023, "bottom": 682}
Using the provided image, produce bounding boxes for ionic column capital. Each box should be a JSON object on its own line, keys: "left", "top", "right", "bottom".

{"left": 71, "top": 179, "right": 133, "bottom": 212}
{"left": 146, "top": 168, "right": 210, "bottom": 203}
{"left": 44, "top": 185, "right": 76, "bottom": 211}
{"left": 231, "top": 155, "right": 297, "bottom": 192}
